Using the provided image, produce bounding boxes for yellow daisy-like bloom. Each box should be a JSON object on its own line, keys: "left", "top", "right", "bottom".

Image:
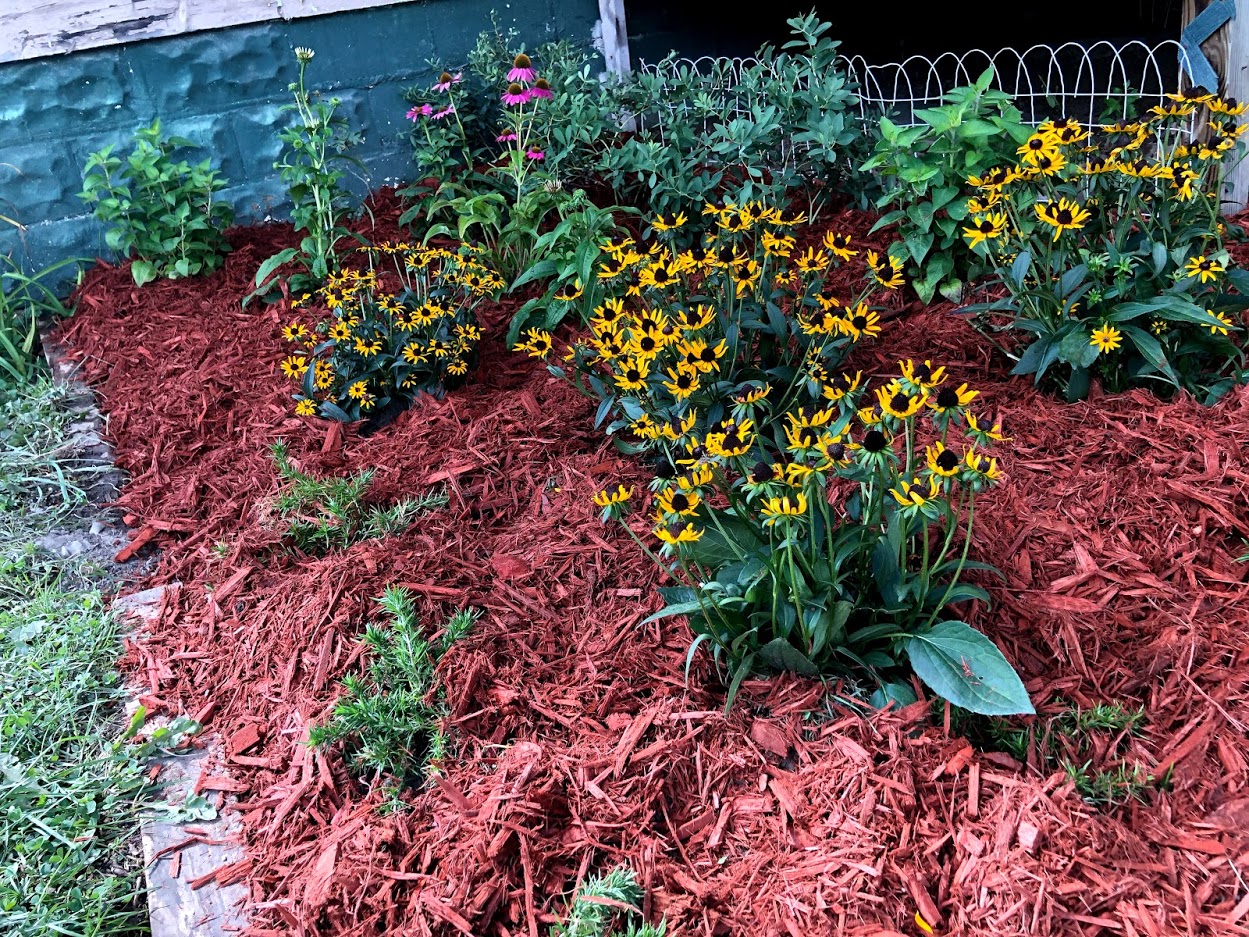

{"left": 514, "top": 328, "right": 553, "bottom": 359}
{"left": 965, "top": 192, "right": 1001, "bottom": 214}
{"left": 926, "top": 442, "right": 962, "bottom": 478}
{"left": 929, "top": 381, "right": 978, "bottom": 414}
{"left": 704, "top": 419, "right": 753, "bottom": 459}
{"left": 965, "top": 412, "right": 1008, "bottom": 443}
{"left": 554, "top": 280, "right": 583, "bottom": 301}
{"left": 962, "top": 212, "right": 1008, "bottom": 249}
{"left": 794, "top": 247, "right": 831, "bottom": 275}
{"left": 1210, "top": 97, "right": 1249, "bottom": 116}
{"left": 327, "top": 321, "right": 353, "bottom": 341}
{"left": 761, "top": 230, "right": 796, "bottom": 258}
{"left": 1034, "top": 198, "right": 1092, "bottom": 241}
{"left": 822, "top": 231, "right": 857, "bottom": 261}
{"left": 840, "top": 302, "right": 882, "bottom": 341}
{"left": 447, "top": 358, "right": 468, "bottom": 376}
{"left": 592, "top": 484, "right": 633, "bottom": 509}
{"left": 657, "top": 486, "right": 701, "bottom": 517}
{"left": 353, "top": 337, "right": 383, "bottom": 357}
{"left": 797, "top": 307, "right": 841, "bottom": 336}
{"left": 295, "top": 398, "right": 317, "bottom": 417}
{"left": 662, "top": 364, "right": 701, "bottom": 400}
{"left": 866, "top": 251, "right": 905, "bottom": 289}
{"left": 1017, "top": 131, "right": 1061, "bottom": 165}
{"left": 347, "top": 380, "right": 369, "bottom": 400}
{"left": 900, "top": 359, "right": 946, "bottom": 390}
{"left": 279, "top": 355, "right": 309, "bottom": 379}
{"left": 876, "top": 381, "right": 927, "bottom": 419}
{"left": 1079, "top": 155, "right": 1118, "bottom": 175}
{"left": 615, "top": 357, "right": 651, "bottom": 392}
{"left": 761, "top": 491, "right": 807, "bottom": 527}
{"left": 654, "top": 522, "right": 704, "bottom": 545}
{"left": 1207, "top": 310, "right": 1234, "bottom": 336}
{"left": 1089, "top": 324, "right": 1123, "bottom": 353}
{"left": 676, "top": 304, "right": 715, "bottom": 331}
{"left": 968, "top": 166, "right": 1015, "bottom": 190}
{"left": 1184, "top": 255, "right": 1224, "bottom": 283}
{"left": 734, "top": 383, "right": 771, "bottom": 405}
{"left": 632, "top": 414, "right": 662, "bottom": 441}
{"left": 822, "top": 370, "right": 863, "bottom": 402}
{"left": 282, "top": 322, "right": 311, "bottom": 343}
{"left": 313, "top": 359, "right": 333, "bottom": 391}
{"left": 964, "top": 449, "right": 1002, "bottom": 484}
{"left": 662, "top": 410, "right": 698, "bottom": 442}
{"left": 652, "top": 211, "right": 687, "bottom": 232}
{"left": 401, "top": 342, "right": 428, "bottom": 365}
{"left": 681, "top": 462, "right": 714, "bottom": 489}
{"left": 890, "top": 476, "right": 940, "bottom": 508}
{"left": 1150, "top": 318, "right": 1169, "bottom": 336}
{"left": 639, "top": 258, "right": 681, "bottom": 291}
{"left": 679, "top": 338, "right": 727, "bottom": 374}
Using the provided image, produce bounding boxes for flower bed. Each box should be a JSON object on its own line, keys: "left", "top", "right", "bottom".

{"left": 52, "top": 193, "right": 1249, "bottom": 936}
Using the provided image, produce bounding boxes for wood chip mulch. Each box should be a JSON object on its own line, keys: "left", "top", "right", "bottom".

{"left": 53, "top": 197, "right": 1249, "bottom": 936}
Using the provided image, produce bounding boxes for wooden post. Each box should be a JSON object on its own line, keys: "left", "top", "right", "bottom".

{"left": 1183, "top": 0, "right": 1249, "bottom": 212}
{"left": 597, "top": 0, "right": 631, "bottom": 76}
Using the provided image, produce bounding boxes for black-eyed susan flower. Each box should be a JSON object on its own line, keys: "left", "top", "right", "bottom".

{"left": 280, "top": 355, "right": 309, "bottom": 379}
{"left": 680, "top": 338, "right": 727, "bottom": 373}
{"left": 652, "top": 211, "right": 687, "bottom": 232}
{"left": 794, "top": 247, "right": 831, "bottom": 275}
{"left": 965, "top": 192, "right": 1001, "bottom": 214}
{"left": 968, "top": 166, "right": 1015, "bottom": 190}
{"left": 926, "top": 442, "right": 962, "bottom": 478}
{"left": 347, "top": 380, "right": 370, "bottom": 400}
{"left": 733, "top": 383, "right": 770, "bottom": 406}
{"left": 639, "top": 258, "right": 680, "bottom": 290}
{"left": 447, "top": 359, "right": 469, "bottom": 376}
{"left": 822, "top": 370, "right": 863, "bottom": 403}
{"left": 313, "top": 359, "right": 334, "bottom": 391}
{"left": 928, "top": 381, "right": 978, "bottom": 415}
{"left": 1184, "top": 255, "right": 1224, "bottom": 283}
{"left": 657, "top": 486, "right": 701, "bottom": 517}
{"left": 615, "top": 357, "right": 651, "bottom": 392}
{"left": 1207, "top": 310, "right": 1234, "bottom": 335}
{"left": 761, "top": 491, "right": 807, "bottom": 527}
{"left": 593, "top": 484, "right": 633, "bottom": 512}
{"left": 866, "top": 251, "right": 905, "bottom": 289}
{"left": 401, "top": 342, "right": 429, "bottom": 365}
{"left": 840, "top": 302, "right": 882, "bottom": 341}
{"left": 554, "top": 280, "right": 583, "bottom": 301}
{"left": 876, "top": 381, "right": 926, "bottom": 419}
{"left": 662, "top": 364, "right": 700, "bottom": 400}
{"left": 761, "top": 230, "right": 796, "bottom": 258}
{"left": 900, "top": 359, "right": 946, "bottom": 391}
{"left": 822, "top": 231, "right": 857, "bottom": 261}
{"left": 965, "top": 412, "right": 1008, "bottom": 445}
{"left": 282, "top": 322, "right": 311, "bottom": 343}
{"left": 654, "top": 522, "right": 704, "bottom": 546}
{"left": 890, "top": 476, "right": 940, "bottom": 510}
{"left": 327, "top": 321, "right": 352, "bottom": 342}
{"left": 1089, "top": 324, "right": 1123, "bottom": 353}
{"left": 1017, "top": 131, "right": 1061, "bottom": 165}
{"left": 962, "top": 212, "right": 1008, "bottom": 249}
{"left": 353, "top": 337, "right": 383, "bottom": 357}
{"left": 964, "top": 449, "right": 1002, "bottom": 488}
{"left": 295, "top": 398, "right": 318, "bottom": 417}
{"left": 704, "top": 419, "right": 753, "bottom": 459}
{"left": 1034, "top": 198, "right": 1092, "bottom": 240}
{"left": 514, "top": 328, "right": 553, "bottom": 359}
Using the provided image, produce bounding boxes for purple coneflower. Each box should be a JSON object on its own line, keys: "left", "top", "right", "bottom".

{"left": 525, "top": 148, "right": 545, "bottom": 161}
{"left": 432, "top": 71, "right": 461, "bottom": 92}
{"left": 406, "top": 103, "right": 434, "bottom": 121}
{"left": 432, "top": 105, "right": 456, "bottom": 121}
{"left": 501, "top": 83, "right": 530, "bottom": 106}
{"left": 496, "top": 132, "right": 518, "bottom": 143}
{"left": 529, "top": 77, "right": 553, "bottom": 100}
{"left": 507, "top": 53, "right": 536, "bottom": 83}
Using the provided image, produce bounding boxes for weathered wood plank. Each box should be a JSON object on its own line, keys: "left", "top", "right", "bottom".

{"left": 0, "top": 0, "right": 413, "bottom": 63}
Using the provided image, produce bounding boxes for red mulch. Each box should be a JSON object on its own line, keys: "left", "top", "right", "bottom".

{"left": 56, "top": 195, "right": 1249, "bottom": 936}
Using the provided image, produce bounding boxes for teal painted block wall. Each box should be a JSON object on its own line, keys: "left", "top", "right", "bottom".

{"left": 0, "top": 0, "right": 600, "bottom": 283}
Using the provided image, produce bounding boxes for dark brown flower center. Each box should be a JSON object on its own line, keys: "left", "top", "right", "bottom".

{"left": 936, "top": 387, "right": 960, "bottom": 408}
{"left": 936, "top": 450, "right": 959, "bottom": 471}
{"left": 863, "top": 429, "right": 887, "bottom": 452}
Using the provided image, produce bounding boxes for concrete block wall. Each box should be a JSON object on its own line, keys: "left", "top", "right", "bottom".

{"left": 0, "top": 0, "right": 600, "bottom": 286}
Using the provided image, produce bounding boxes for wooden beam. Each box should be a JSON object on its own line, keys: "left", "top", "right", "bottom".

{"left": 596, "top": 0, "right": 630, "bottom": 76}
{"left": 0, "top": 0, "right": 416, "bottom": 63}
{"left": 1182, "top": 0, "right": 1249, "bottom": 212}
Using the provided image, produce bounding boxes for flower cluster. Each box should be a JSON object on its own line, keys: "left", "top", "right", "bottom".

{"left": 959, "top": 99, "right": 1249, "bottom": 400}
{"left": 516, "top": 204, "right": 903, "bottom": 459}
{"left": 589, "top": 360, "right": 1026, "bottom": 716}
{"left": 278, "top": 242, "right": 501, "bottom": 420}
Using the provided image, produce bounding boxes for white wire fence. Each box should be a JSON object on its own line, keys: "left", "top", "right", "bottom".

{"left": 637, "top": 39, "right": 1197, "bottom": 131}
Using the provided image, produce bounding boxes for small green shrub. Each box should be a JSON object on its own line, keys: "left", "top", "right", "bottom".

{"left": 960, "top": 95, "right": 1249, "bottom": 401}
{"left": 267, "top": 439, "right": 447, "bottom": 553}
{"left": 79, "top": 119, "right": 233, "bottom": 286}
{"left": 249, "top": 48, "right": 363, "bottom": 304}
{"left": 861, "top": 68, "right": 1031, "bottom": 303}
{"left": 551, "top": 866, "right": 665, "bottom": 937}
{"left": 0, "top": 256, "right": 79, "bottom": 386}
{"left": 309, "top": 587, "right": 476, "bottom": 784}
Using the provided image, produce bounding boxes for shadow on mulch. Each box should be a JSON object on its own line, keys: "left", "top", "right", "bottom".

{"left": 54, "top": 194, "right": 1249, "bottom": 936}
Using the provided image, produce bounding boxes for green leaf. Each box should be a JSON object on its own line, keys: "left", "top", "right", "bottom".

{"left": 757, "top": 638, "right": 819, "bottom": 676}
{"left": 1058, "top": 328, "right": 1099, "bottom": 368}
{"left": 131, "top": 259, "right": 157, "bottom": 286}
{"left": 869, "top": 681, "right": 918, "bottom": 710}
{"left": 1120, "top": 324, "right": 1178, "bottom": 383}
{"left": 906, "top": 621, "right": 1034, "bottom": 716}
{"left": 252, "top": 247, "right": 299, "bottom": 290}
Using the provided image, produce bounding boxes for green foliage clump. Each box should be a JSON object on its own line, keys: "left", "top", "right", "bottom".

{"left": 249, "top": 48, "right": 364, "bottom": 304}
{"left": 960, "top": 93, "right": 1249, "bottom": 401}
{"left": 0, "top": 257, "right": 79, "bottom": 387}
{"left": 309, "top": 587, "right": 476, "bottom": 784}
{"left": 551, "top": 866, "right": 665, "bottom": 937}
{"left": 79, "top": 119, "right": 234, "bottom": 286}
{"left": 861, "top": 68, "right": 1031, "bottom": 303}
{"left": 268, "top": 439, "right": 448, "bottom": 553}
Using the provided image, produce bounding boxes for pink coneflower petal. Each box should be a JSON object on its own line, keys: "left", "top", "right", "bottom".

{"left": 405, "top": 103, "right": 434, "bottom": 120}
{"left": 507, "top": 53, "right": 536, "bottom": 84}
{"left": 529, "top": 77, "right": 553, "bottom": 100}
{"left": 432, "top": 71, "right": 462, "bottom": 92}
{"left": 501, "top": 82, "right": 531, "bottom": 106}
{"left": 525, "top": 148, "right": 545, "bottom": 161}
{"left": 496, "top": 132, "right": 518, "bottom": 143}
{"left": 432, "top": 105, "right": 456, "bottom": 120}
